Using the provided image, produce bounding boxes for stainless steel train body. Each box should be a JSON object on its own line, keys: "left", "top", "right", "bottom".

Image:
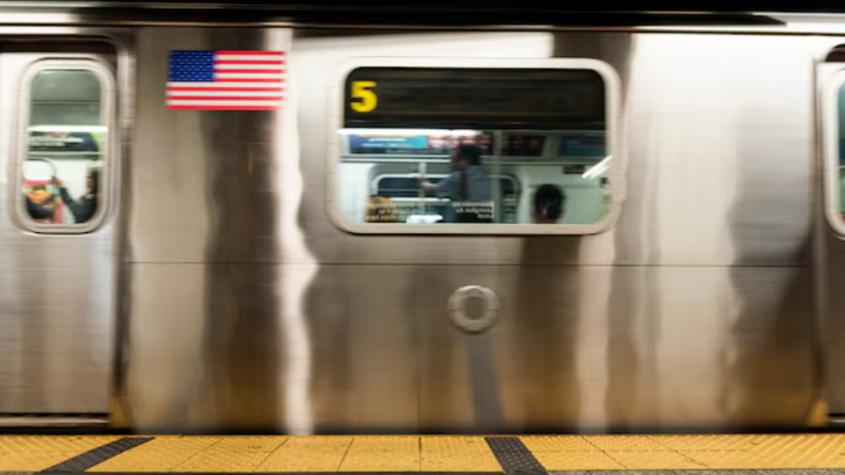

{"left": 1, "top": 3, "right": 844, "bottom": 433}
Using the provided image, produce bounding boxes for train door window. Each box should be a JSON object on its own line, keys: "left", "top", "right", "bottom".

{"left": 330, "top": 58, "right": 621, "bottom": 234}
{"left": 17, "top": 60, "right": 114, "bottom": 232}
{"left": 826, "top": 71, "right": 845, "bottom": 234}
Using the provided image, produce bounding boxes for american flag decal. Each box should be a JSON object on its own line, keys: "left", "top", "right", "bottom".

{"left": 167, "top": 50, "right": 286, "bottom": 110}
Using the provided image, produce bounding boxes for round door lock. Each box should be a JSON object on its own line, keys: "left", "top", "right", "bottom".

{"left": 447, "top": 285, "right": 500, "bottom": 333}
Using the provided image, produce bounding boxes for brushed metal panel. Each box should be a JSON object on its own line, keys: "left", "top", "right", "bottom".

{"left": 123, "top": 258, "right": 813, "bottom": 433}
{"left": 122, "top": 27, "right": 822, "bottom": 432}
{"left": 125, "top": 262, "right": 418, "bottom": 433}
{"left": 819, "top": 227, "right": 845, "bottom": 415}
{"left": 414, "top": 264, "right": 812, "bottom": 432}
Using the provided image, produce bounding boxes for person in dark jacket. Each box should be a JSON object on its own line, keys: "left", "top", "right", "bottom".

{"left": 51, "top": 169, "right": 99, "bottom": 223}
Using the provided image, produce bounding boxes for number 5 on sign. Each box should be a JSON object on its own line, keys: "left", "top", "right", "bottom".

{"left": 350, "top": 81, "right": 377, "bottom": 112}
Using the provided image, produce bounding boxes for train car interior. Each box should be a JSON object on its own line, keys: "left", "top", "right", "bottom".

{"left": 20, "top": 67, "right": 108, "bottom": 226}
{"left": 334, "top": 64, "right": 612, "bottom": 229}
{"left": 337, "top": 129, "right": 609, "bottom": 225}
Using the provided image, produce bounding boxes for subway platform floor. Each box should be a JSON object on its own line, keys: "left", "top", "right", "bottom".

{"left": 3, "top": 434, "right": 845, "bottom": 473}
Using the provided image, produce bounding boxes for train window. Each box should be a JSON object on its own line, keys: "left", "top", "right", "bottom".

{"left": 330, "top": 59, "right": 621, "bottom": 234}
{"left": 16, "top": 60, "right": 114, "bottom": 232}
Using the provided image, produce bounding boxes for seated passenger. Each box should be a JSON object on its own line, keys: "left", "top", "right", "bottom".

{"left": 51, "top": 169, "right": 99, "bottom": 224}
{"left": 417, "top": 144, "right": 492, "bottom": 222}
{"left": 533, "top": 184, "right": 566, "bottom": 224}
{"left": 366, "top": 195, "right": 401, "bottom": 223}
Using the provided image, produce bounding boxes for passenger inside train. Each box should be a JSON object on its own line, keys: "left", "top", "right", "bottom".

{"left": 51, "top": 169, "right": 100, "bottom": 224}
{"left": 336, "top": 128, "right": 608, "bottom": 226}
{"left": 365, "top": 195, "right": 401, "bottom": 223}
{"left": 17, "top": 68, "right": 108, "bottom": 227}
{"left": 417, "top": 144, "right": 493, "bottom": 223}
{"left": 532, "top": 184, "right": 566, "bottom": 224}
{"left": 337, "top": 67, "right": 610, "bottom": 228}
{"left": 24, "top": 187, "right": 57, "bottom": 222}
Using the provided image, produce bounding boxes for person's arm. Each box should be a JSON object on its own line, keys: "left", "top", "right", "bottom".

{"left": 419, "top": 173, "right": 457, "bottom": 199}
{"left": 417, "top": 176, "right": 439, "bottom": 194}
{"left": 52, "top": 176, "right": 91, "bottom": 223}
{"left": 58, "top": 186, "right": 73, "bottom": 205}
{"left": 57, "top": 186, "right": 83, "bottom": 220}
{"left": 52, "top": 178, "right": 70, "bottom": 203}
{"left": 50, "top": 177, "right": 91, "bottom": 223}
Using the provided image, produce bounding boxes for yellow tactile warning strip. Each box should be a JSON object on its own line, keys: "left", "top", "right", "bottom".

{"left": 0, "top": 436, "right": 120, "bottom": 471}
{"left": 257, "top": 436, "right": 350, "bottom": 472}
{"left": 339, "top": 436, "right": 419, "bottom": 472}
{"left": 422, "top": 436, "right": 501, "bottom": 472}
{"left": 170, "top": 436, "right": 286, "bottom": 472}
{"left": 88, "top": 436, "right": 223, "bottom": 472}
{"left": 6, "top": 434, "right": 845, "bottom": 472}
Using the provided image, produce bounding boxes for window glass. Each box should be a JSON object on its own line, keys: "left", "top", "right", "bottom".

{"left": 336, "top": 66, "right": 612, "bottom": 229}
{"left": 21, "top": 68, "right": 107, "bottom": 227}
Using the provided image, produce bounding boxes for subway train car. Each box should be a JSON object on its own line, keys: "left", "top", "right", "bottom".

{"left": 3, "top": 2, "right": 845, "bottom": 434}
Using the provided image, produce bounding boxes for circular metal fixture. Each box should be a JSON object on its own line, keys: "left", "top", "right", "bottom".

{"left": 447, "top": 285, "right": 500, "bottom": 333}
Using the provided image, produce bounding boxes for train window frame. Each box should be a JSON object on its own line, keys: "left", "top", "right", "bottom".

{"left": 12, "top": 58, "right": 116, "bottom": 234}
{"left": 327, "top": 57, "right": 623, "bottom": 235}
{"left": 823, "top": 66, "right": 845, "bottom": 236}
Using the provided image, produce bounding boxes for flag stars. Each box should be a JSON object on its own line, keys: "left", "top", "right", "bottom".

{"left": 166, "top": 49, "right": 285, "bottom": 110}
{"left": 168, "top": 50, "right": 215, "bottom": 82}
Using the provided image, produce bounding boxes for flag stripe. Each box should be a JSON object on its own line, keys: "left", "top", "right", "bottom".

{"left": 214, "top": 68, "right": 285, "bottom": 74}
{"left": 167, "top": 99, "right": 282, "bottom": 106}
{"left": 167, "top": 81, "right": 284, "bottom": 88}
{"left": 216, "top": 54, "right": 284, "bottom": 61}
{"left": 168, "top": 105, "right": 281, "bottom": 110}
{"left": 214, "top": 60, "right": 284, "bottom": 65}
{"left": 216, "top": 50, "right": 284, "bottom": 55}
{"left": 167, "top": 86, "right": 285, "bottom": 92}
{"left": 215, "top": 78, "right": 283, "bottom": 82}
{"left": 167, "top": 90, "right": 284, "bottom": 97}
{"left": 168, "top": 95, "right": 283, "bottom": 100}
{"left": 215, "top": 64, "right": 285, "bottom": 71}
{"left": 215, "top": 73, "right": 284, "bottom": 80}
